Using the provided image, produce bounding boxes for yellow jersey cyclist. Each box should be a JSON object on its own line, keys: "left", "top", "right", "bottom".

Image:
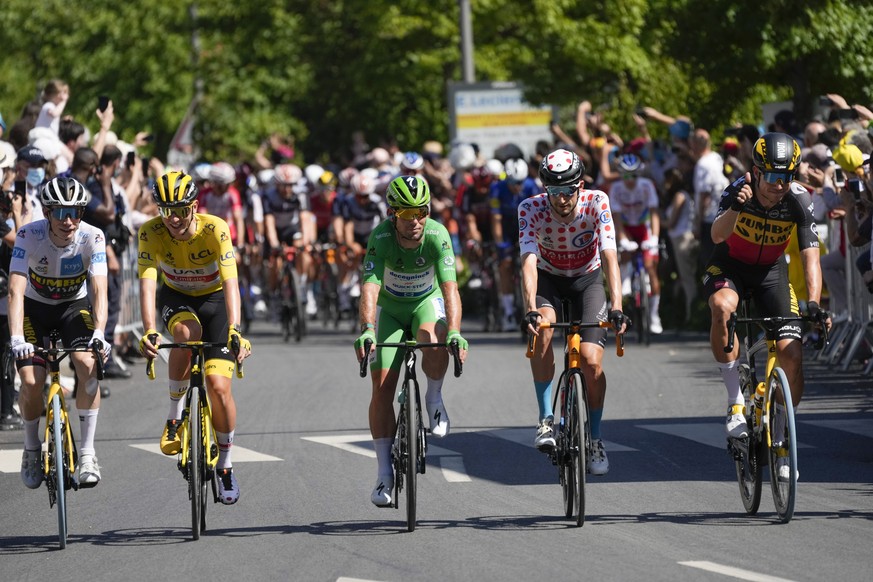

{"left": 138, "top": 171, "right": 252, "bottom": 505}
{"left": 705, "top": 132, "right": 831, "bottom": 480}
{"left": 354, "top": 175, "right": 469, "bottom": 507}
{"left": 9, "top": 176, "right": 110, "bottom": 489}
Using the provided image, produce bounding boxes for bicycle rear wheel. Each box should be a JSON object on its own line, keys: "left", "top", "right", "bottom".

{"left": 555, "top": 378, "right": 575, "bottom": 520}
{"left": 733, "top": 364, "right": 763, "bottom": 514}
{"left": 638, "top": 270, "right": 651, "bottom": 346}
{"left": 404, "top": 379, "right": 418, "bottom": 532}
{"left": 50, "top": 394, "right": 68, "bottom": 549}
{"left": 767, "top": 367, "right": 797, "bottom": 523}
{"left": 189, "top": 390, "right": 203, "bottom": 540}
{"left": 569, "top": 372, "right": 588, "bottom": 527}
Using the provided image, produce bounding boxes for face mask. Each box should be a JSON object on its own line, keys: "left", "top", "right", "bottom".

{"left": 26, "top": 167, "right": 46, "bottom": 187}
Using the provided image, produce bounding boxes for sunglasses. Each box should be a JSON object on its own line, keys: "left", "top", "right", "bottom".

{"left": 158, "top": 205, "right": 194, "bottom": 219}
{"left": 761, "top": 171, "right": 795, "bottom": 185}
{"left": 394, "top": 206, "right": 429, "bottom": 221}
{"left": 49, "top": 207, "right": 84, "bottom": 221}
{"left": 545, "top": 184, "right": 579, "bottom": 198}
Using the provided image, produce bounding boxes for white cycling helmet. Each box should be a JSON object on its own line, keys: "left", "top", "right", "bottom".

{"left": 209, "top": 161, "right": 236, "bottom": 185}
{"left": 400, "top": 151, "right": 425, "bottom": 171}
{"left": 275, "top": 164, "right": 303, "bottom": 185}
{"left": 503, "top": 158, "right": 529, "bottom": 183}
{"left": 192, "top": 162, "right": 213, "bottom": 182}
{"left": 304, "top": 164, "right": 324, "bottom": 185}
{"left": 350, "top": 173, "right": 376, "bottom": 196}
{"left": 257, "top": 169, "right": 275, "bottom": 185}
{"left": 484, "top": 158, "right": 504, "bottom": 178}
{"left": 449, "top": 143, "right": 476, "bottom": 171}
{"left": 41, "top": 176, "right": 90, "bottom": 207}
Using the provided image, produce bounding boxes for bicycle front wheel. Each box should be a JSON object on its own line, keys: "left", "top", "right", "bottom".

{"left": 734, "top": 364, "right": 762, "bottom": 514}
{"left": 189, "top": 390, "right": 203, "bottom": 540}
{"left": 50, "top": 394, "right": 68, "bottom": 549}
{"left": 638, "top": 270, "right": 651, "bottom": 346}
{"left": 554, "top": 378, "right": 575, "bottom": 520}
{"left": 404, "top": 379, "right": 418, "bottom": 532}
{"left": 569, "top": 372, "right": 589, "bottom": 527}
{"left": 767, "top": 367, "right": 797, "bottom": 523}
{"left": 200, "top": 396, "right": 212, "bottom": 533}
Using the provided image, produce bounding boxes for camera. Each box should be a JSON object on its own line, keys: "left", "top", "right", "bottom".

{"left": 635, "top": 107, "right": 648, "bottom": 119}
{"left": 847, "top": 178, "right": 867, "bottom": 201}
{"left": 819, "top": 96, "right": 834, "bottom": 107}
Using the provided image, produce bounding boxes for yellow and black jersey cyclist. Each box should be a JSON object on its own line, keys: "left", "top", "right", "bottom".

{"left": 138, "top": 171, "right": 252, "bottom": 505}
{"left": 704, "top": 133, "right": 831, "bottom": 477}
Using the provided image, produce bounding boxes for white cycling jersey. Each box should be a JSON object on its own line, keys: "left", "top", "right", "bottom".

{"left": 9, "top": 219, "right": 107, "bottom": 305}
{"left": 609, "top": 177, "right": 659, "bottom": 227}
{"left": 518, "top": 192, "right": 617, "bottom": 277}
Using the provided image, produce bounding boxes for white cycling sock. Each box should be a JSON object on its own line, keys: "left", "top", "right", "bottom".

{"left": 216, "top": 430, "right": 234, "bottom": 469}
{"left": 718, "top": 360, "right": 743, "bottom": 406}
{"left": 373, "top": 437, "right": 393, "bottom": 477}
{"left": 168, "top": 379, "right": 189, "bottom": 420}
{"left": 650, "top": 294, "right": 660, "bottom": 318}
{"left": 425, "top": 375, "right": 443, "bottom": 404}
{"left": 78, "top": 408, "right": 99, "bottom": 456}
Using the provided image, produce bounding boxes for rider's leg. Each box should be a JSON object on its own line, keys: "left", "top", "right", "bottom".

{"left": 579, "top": 344, "right": 606, "bottom": 439}
{"left": 17, "top": 364, "right": 48, "bottom": 450}
{"left": 71, "top": 351, "right": 100, "bottom": 456}
{"left": 530, "top": 305, "right": 558, "bottom": 421}
{"left": 205, "top": 371, "right": 236, "bottom": 468}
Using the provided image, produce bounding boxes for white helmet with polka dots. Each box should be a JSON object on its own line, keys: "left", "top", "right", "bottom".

{"left": 539, "top": 149, "right": 584, "bottom": 187}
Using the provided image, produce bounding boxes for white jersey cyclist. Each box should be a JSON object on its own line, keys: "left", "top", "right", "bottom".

{"left": 518, "top": 190, "right": 617, "bottom": 278}
{"left": 10, "top": 219, "right": 107, "bottom": 304}
{"left": 609, "top": 175, "right": 659, "bottom": 228}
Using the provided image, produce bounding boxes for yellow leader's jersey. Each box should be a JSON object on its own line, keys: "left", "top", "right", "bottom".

{"left": 137, "top": 213, "right": 237, "bottom": 296}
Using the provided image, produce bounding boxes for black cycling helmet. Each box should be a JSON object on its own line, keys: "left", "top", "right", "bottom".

{"left": 539, "top": 149, "right": 585, "bottom": 187}
{"left": 752, "top": 132, "right": 801, "bottom": 173}
{"left": 154, "top": 171, "right": 199, "bottom": 207}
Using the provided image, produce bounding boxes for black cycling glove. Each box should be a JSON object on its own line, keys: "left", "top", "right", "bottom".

{"left": 526, "top": 310, "right": 542, "bottom": 330}
{"left": 608, "top": 309, "right": 629, "bottom": 331}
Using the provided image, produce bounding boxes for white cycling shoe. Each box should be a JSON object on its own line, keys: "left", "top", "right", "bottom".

{"left": 77, "top": 454, "right": 101, "bottom": 488}
{"left": 371, "top": 475, "right": 394, "bottom": 507}
{"left": 725, "top": 405, "right": 749, "bottom": 439}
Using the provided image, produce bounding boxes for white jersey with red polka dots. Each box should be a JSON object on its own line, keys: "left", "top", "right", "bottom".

{"left": 609, "top": 176, "right": 658, "bottom": 227}
{"left": 517, "top": 191, "right": 617, "bottom": 277}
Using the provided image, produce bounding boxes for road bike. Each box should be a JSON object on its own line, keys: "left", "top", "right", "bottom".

{"left": 146, "top": 337, "right": 244, "bottom": 540}
{"left": 278, "top": 246, "right": 307, "bottom": 342}
{"left": 725, "top": 304, "right": 827, "bottom": 523}
{"left": 527, "top": 310, "right": 624, "bottom": 526}
{"left": 359, "top": 336, "right": 462, "bottom": 532}
{"left": 35, "top": 331, "right": 104, "bottom": 549}
{"left": 627, "top": 249, "right": 651, "bottom": 346}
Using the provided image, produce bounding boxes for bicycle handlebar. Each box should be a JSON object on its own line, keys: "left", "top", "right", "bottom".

{"left": 145, "top": 335, "right": 244, "bottom": 380}
{"left": 33, "top": 342, "right": 105, "bottom": 381}
{"left": 358, "top": 338, "right": 463, "bottom": 379}
{"left": 724, "top": 311, "right": 830, "bottom": 353}
{"left": 526, "top": 320, "right": 625, "bottom": 359}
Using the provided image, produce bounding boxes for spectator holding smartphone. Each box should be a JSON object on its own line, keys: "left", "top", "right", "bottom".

{"left": 34, "top": 80, "right": 70, "bottom": 137}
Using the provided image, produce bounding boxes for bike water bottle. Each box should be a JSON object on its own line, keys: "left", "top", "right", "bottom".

{"left": 753, "top": 382, "right": 765, "bottom": 426}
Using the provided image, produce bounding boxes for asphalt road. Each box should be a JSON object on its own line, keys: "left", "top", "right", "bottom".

{"left": 1, "top": 317, "right": 871, "bottom": 582}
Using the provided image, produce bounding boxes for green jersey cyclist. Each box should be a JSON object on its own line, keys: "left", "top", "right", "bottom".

{"left": 354, "top": 175, "right": 469, "bottom": 507}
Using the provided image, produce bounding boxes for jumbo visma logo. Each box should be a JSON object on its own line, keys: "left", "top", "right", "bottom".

{"left": 29, "top": 269, "right": 87, "bottom": 301}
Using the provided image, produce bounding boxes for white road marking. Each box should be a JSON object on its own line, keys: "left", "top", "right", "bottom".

{"left": 679, "top": 561, "right": 796, "bottom": 581}
{"left": 337, "top": 578, "right": 386, "bottom": 582}
{"left": 801, "top": 419, "right": 873, "bottom": 439}
{"left": 129, "top": 443, "right": 282, "bottom": 462}
{"left": 482, "top": 427, "right": 637, "bottom": 452}
{"left": 440, "top": 456, "right": 471, "bottom": 482}
{"left": 639, "top": 423, "right": 812, "bottom": 450}
{"left": 302, "top": 433, "right": 459, "bottom": 458}
{"left": 0, "top": 449, "right": 24, "bottom": 474}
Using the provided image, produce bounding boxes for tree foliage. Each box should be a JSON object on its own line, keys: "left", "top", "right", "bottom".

{"left": 2, "top": 0, "right": 872, "bottom": 163}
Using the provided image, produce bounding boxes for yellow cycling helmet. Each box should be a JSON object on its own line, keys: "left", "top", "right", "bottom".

{"left": 752, "top": 132, "right": 801, "bottom": 173}
{"left": 153, "top": 171, "right": 198, "bottom": 207}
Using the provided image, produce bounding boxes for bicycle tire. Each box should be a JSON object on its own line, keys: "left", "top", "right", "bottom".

{"left": 199, "top": 394, "right": 210, "bottom": 533}
{"left": 569, "top": 372, "right": 588, "bottom": 527}
{"left": 552, "top": 376, "right": 573, "bottom": 519}
{"left": 50, "top": 394, "right": 68, "bottom": 549}
{"left": 767, "top": 367, "right": 797, "bottom": 523}
{"left": 638, "top": 270, "right": 651, "bottom": 346}
{"left": 190, "top": 389, "right": 203, "bottom": 540}
{"left": 734, "top": 364, "right": 763, "bottom": 514}
{"left": 404, "top": 377, "right": 418, "bottom": 532}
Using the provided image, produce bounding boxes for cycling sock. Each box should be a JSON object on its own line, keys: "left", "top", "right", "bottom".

{"left": 373, "top": 437, "right": 393, "bottom": 477}
{"left": 78, "top": 408, "right": 99, "bottom": 456}
{"left": 23, "top": 417, "right": 40, "bottom": 450}
{"left": 216, "top": 430, "right": 234, "bottom": 469}
{"left": 534, "top": 379, "right": 553, "bottom": 420}
{"left": 168, "top": 379, "right": 189, "bottom": 420}
{"left": 590, "top": 408, "right": 604, "bottom": 440}
{"left": 718, "top": 360, "right": 743, "bottom": 406}
{"left": 650, "top": 294, "right": 660, "bottom": 317}
{"left": 501, "top": 294, "right": 514, "bottom": 316}
{"left": 425, "top": 375, "right": 443, "bottom": 404}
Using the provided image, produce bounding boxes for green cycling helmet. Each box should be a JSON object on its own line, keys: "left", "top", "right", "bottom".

{"left": 386, "top": 175, "right": 431, "bottom": 209}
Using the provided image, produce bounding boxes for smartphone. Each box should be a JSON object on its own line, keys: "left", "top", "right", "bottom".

{"left": 126, "top": 151, "right": 136, "bottom": 167}
{"left": 14, "top": 180, "right": 26, "bottom": 194}
{"left": 98, "top": 95, "right": 110, "bottom": 112}
{"left": 142, "top": 134, "right": 155, "bottom": 143}
{"left": 834, "top": 168, "right": 846, "bottom": 188}
{"left": 819, "top": 96, "right": 834, "bottom": 107}
{"left": 838, "top": 108, "right": 859, "bottom": 120}
{"left": 635, "top": 107, "right": 648, "bottom": 119}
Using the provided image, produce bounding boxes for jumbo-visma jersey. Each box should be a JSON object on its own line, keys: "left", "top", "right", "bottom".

{"left": 712, "top": 177, "right": 819, "bottom": 266}
{"left": 137, "top": 214, "right": 237, "bottom": 296}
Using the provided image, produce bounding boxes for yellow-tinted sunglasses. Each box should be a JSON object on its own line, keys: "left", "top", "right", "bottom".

{"left": 158, "top": 205, "right": 194, "bottom": 219}
{"left": 394, "top": 206, "right": 429, "bottom": 221}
